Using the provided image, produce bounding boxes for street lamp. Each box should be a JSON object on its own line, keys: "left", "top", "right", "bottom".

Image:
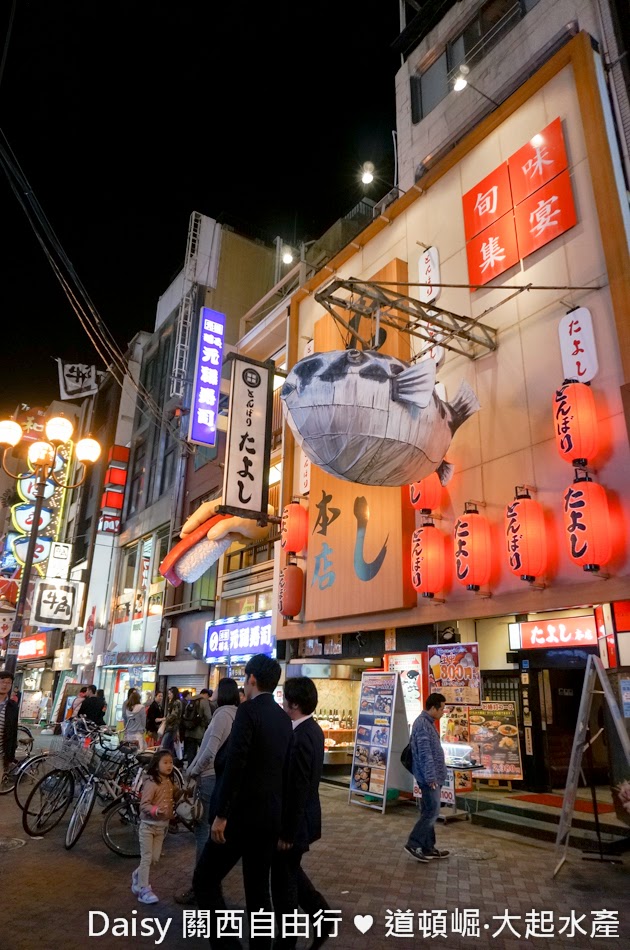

{"left": 0, "top": 413, "right": 101, "bottom": 674}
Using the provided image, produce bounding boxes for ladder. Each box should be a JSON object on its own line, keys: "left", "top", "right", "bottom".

{"left": 170, "top": 211, "right": 203, "bottom": 399}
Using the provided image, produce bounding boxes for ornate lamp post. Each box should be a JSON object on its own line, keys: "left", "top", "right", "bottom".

{"left": 0, "top": 415, "right": 101, "bottom": 674}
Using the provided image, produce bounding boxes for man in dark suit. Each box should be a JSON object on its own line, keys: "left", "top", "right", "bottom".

{"left": 271, "top": 676, "right": 330, "bottom": 950}
{"left": 193, "top": 654, "right": 293, "bottom": 950}
{"left": 0, "top": 670, "right": 19, "bottom": 787}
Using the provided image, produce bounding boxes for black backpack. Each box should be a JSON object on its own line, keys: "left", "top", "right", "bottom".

{"left": 183, "top": 698, "right": 203, "bottom": 729}
{"left": 401, "top": 742, "right": 414, "bottom": 774}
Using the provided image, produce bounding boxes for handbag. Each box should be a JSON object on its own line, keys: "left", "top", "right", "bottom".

{"left": 175, "top": 782, "right": 203, "bottom": 825}
{"left": 157, "top": 720, "right": 166, "bottom": 738}
{"left": 401, "top": 742, "right": 414, "bottom": 774}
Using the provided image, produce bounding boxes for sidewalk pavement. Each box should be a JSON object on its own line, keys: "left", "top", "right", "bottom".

{"left": 1, "top": 782, "right": 628, "bottom": 949}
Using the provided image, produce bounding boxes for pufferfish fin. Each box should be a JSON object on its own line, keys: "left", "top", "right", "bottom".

{"left": 390, "top": 359, "right": 436, "bottom": 408}
{"left": 437, "top": 460, "right": 455, "bottom": 486}
{"left": 447, "top": 380, "right": 481, "bottom": 433}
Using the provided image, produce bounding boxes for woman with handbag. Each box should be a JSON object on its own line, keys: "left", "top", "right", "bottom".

{"left": 160, "top": 687, "right": 183, "bottom": 763}
{"left": 123, "top": 689, "right": 147, "bottom": 750}
{"left": 174, "top": 677, "right": 240, "bottom": 906}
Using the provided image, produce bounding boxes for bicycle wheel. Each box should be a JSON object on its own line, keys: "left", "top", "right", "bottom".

{"left": 22, "top": 769, "right": 75, "bottom": 837}
{"left": 0, "top": 760, "right": 21, "bottom": 795}
{"left": 101, "top": 795, "right": 141, "bottom": 857}
{"left": 64, "top": 780, "right": 96, "bottom": 849}
{"left": 172, "top": 765, "right": 184, "bottom": 790}
{"left": 14, "top": 753, "right": 51, "bottom": 810}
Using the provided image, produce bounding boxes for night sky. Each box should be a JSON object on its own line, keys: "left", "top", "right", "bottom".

{"left": 1, "top": 1, "right": 401, "bottom": 417}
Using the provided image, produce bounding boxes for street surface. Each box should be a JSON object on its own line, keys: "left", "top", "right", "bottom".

{"left": 1, "top": 783, "right": 628, "bottom": 949}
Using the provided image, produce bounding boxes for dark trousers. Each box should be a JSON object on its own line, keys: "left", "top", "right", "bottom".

{"left": 193, "top": 831, "right": 277, "bottom": 950}
{"left": 183, "top": 736, "right": 200, "bottom": 767}
{"left": 271, "top": 848, "right": 329, "bottom": 949}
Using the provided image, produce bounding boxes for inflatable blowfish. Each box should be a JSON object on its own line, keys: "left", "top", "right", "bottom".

{"left": 280, "top": 349, "right": 480, "bottom": 487}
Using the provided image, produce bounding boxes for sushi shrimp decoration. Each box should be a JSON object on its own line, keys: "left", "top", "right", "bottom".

{"left": 280, "top": 348, "right": 480, "bottom": 487}
{"left": 160, "top": 499, "right": 273, "bottom": 587}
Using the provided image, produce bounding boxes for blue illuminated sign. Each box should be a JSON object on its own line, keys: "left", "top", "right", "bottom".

{"left": 188, "top": 307, "right": 226, "bottom": 447}
{"left": 204, "top": 611, "right": 275, "bottom": 662}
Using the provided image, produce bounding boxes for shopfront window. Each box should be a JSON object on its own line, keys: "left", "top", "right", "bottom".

{"left": 222, "top": 589, "right": 272, "bottom": 617}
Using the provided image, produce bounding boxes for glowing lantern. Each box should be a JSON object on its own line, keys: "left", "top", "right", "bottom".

{"left": 409, "top": 472, "right": 442, "bottom": 512}
{"left": 563, "top": 476, "right": 611, "bottom": 572}
{"left": 505, "top": 489, "right": 547, "bottom": 583}
{"left": 278, "top": 564, "right": 304, "bottom": 619}
{"left": 553, "top": 381, "right": 598, "bottom": 465}
{"left": 454, "top": 504, "right": 492, "bottom": 591}
{"left": 411, "top": 523, "right": 446, "bottom": 598}
{"left": 280, "top": 502, "right": 308, "bottom": 555}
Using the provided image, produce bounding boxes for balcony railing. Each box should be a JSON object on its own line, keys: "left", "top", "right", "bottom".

{"left": 224, "top": 531, "right": 281, "bottom": 574}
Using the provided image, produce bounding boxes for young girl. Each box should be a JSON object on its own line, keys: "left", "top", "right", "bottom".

{"left": 132, "top": 749, "right": 184, "bottom": 903}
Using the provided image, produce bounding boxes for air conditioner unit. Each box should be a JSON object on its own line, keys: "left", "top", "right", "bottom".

{"left": 165, "top": 627, "right": 179, "bottom": 657}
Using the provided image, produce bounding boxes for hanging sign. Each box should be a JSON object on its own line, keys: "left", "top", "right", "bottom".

{"left": 46, "top": 542, "right": 73, "bottom": 580}
{"left": 31, "top": 578, "right": 84, "bottom": 628}
{"left": 418, "top": 245, "right": 441, "bottom": 304}
{"left": 12, "top": 536, "right": 52, "bottom": 566}
{"left": 468, "top": 702, "right": 523, "bottom": 780}
{"left": 427, "top": 642, "right": 481, "bottom": 705}
{"left": 222, "top": 356, "right": 273, "bottom": 516}
{"left": 188, "top": 307, "right": 226, "bottom": 448}
{"left": 518, "top": 614, "right": 596, "bottom": 649}
{"left": 17, "top": 475, "right": 56, "bottom": 503}
{"left": 11, "top": 504, "right": 53, "bottom": 535}
{"left": 558, "top": 308, "right": 598, "bottom": 383}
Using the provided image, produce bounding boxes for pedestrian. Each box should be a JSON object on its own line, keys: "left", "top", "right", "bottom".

{"left": 238, "top": 687, "right": 246, "bottom": 704}
{"left": 193, "top": 655, "right": 293, "bottom": 950}
{"left": 181, "top": 688, "right": 212, "bottom": 766}
{"left": 0, "top": 669, "right": 19, "bottom": 787}
{"left": 131, "top": 749, "right": 185, "bottom": 904}
{"left": 271, "top": 676, "right": 332, "bottom": 950}
{"left": 146, "top": 691, "right": 163, "bottom": 746}
{"left": 123, "top": 689, "right": 147, "bottom": 749}
{"left": 175, "top": 678, "right": 240, "bottom": 906}
{"left": 69, "top": 685, "right": 88, "bottom": 719}
{"left": 79, "top": 685, "right": 106, "bottom": 726}
{"left": 404, "top": 692, "right": 449, "bottom": 863}
{"left": 161, "top": 686, "right": 183, "bottom": 763}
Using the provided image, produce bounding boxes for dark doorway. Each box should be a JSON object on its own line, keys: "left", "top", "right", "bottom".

{"left": 540, "top": 668, "right": 584, "bottom": 788}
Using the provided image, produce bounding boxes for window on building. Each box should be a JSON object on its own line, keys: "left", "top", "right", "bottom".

{"left": 160, "top": 439, "right": 177, "bottom": 495}
{"left": 222, "top": 590, "right": 272, "bottom": 617}
{"left": 128, "top": 440, "right": 146, "bottom": 515}
{"left": 122, "top": 544, "right": 138, "bottom": 593}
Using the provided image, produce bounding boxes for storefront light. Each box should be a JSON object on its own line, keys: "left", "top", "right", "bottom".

{"left": 508, "top": 623, "right": 521, "bottom": 650}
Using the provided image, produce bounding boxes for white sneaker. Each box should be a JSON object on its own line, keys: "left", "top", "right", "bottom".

{"left": 138, "top": 886, "right": 159, "bottom": 904}
{"left": 131, "top": 869, "right": 141, "bottom": 895}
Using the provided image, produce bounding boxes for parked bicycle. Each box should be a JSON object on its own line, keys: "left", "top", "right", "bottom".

{"left": 0, "top": 724, "right": 36, "bottom": 795}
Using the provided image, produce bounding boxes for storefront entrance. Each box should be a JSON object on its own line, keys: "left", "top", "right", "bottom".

{"left": 540, "top": 667, "right": 585, "bottom": 789}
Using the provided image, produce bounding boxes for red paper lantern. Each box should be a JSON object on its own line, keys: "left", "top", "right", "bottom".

{"left": 454, "top": 505, "right": 492, "bottom": 591}
{"left": 281, "top": 503, "right": 308, "bottom": 554}
{"left": 553, "top": 381, "right": 599, "bottom": 465}
{"left": 411, "top": 524, "right": 446, "bottom": 598}
{"left": 505, "top": 491, "right": 547, "bottom": 582}
{"left": 563, "top": 477, "right": 611, "bottom": 572}
{"left": 278, "top": 564, "right": 304, "bottom": 619}
{"left": 409, "top": 472, "right": 442, "bottom": 512}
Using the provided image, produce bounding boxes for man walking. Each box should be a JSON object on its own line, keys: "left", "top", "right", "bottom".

{"left": 0, "top": 670, "right": 19, "bottom": 787}
{"left": 404, "top": 692, "right": 449, "bottom": 863}
{"left": 79, "top": 685, "right": 106, "bottom": 726}
{"left": 271, "top": 676, "right": 331, "bottom": 950}
{"left": 193, "top": 655, "right": 293, "bottom": 949}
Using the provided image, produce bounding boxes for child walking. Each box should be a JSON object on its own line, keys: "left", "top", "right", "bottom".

{"left": 132, "top": 749, "right": 184, "bottom": 903}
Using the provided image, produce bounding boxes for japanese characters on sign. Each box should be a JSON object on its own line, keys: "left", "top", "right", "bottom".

{"left": 507, "top": 117, "right": 568, "bottom": 205}
{"left": 462, "top": 163, "right": 513, "bottom": 241}
{"left": 465, "top": 212, "right": 519, "bottom": 286}
{"left": 223, "top": 357, "right": 272, "bottom": 514}
{"left": 11, "top": 503, "right": 53, "bottom": 535}
{"left": 558, "top": 308, "right": 599, "bottom": 382}
{"left": 418, "top": 245, "right": 441, "bottom": 304}
{"left": 204, "top": 611, "right": 275, "bottom": 661}
{"left": 468, "top": 701, "right": 523, "bottom": 780}
{"left": 188, "top": 307, "right": 226, "bottom": 447}
{"left": 427, "top": 643, "right": 481, "bottom": 706}
{"left": 32, "top": 579, "right": 84, "bottom": 629}
{"left": 45, "top": 542, "right": 73, "bottom": 580}
{"left": 518, "top": 614, "right": 596, "bottom": 649}
{"left": 385, "top": 653, "right": 423, "bottom": 728}
{"left": 513, "top": 170, "right": 576, "bottom": 258}
{"left": 57, "top": 360, "right": 99, "bottom": 400}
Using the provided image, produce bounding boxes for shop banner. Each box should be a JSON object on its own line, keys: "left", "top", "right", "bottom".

{"left": 385, "top": 653, "right": 423, "bottom": 727}
{"left": 223, "top": 356, "right": 273, "bottom": 516}
{"left": 468, "top": 702, "right": 523, "bottom": 780}
{"left": 427, "top": 642, "right": 481, "bottom": 706}
{"left": 32, "top": 578, "right": 84, "bottom": 629}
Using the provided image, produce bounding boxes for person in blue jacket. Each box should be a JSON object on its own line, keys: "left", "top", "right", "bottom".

{"left": 404, "top": 692, "right": 449, "bottom": 863}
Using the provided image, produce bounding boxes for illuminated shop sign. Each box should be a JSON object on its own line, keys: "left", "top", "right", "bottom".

{"left": 189, "top": 307, "right": 226, "bottom": 447}
{"left": 518, "top": 614, "right": 596, "bottom": 650}
{"left": 18, "top": 634, "right": 48, "bottom": 659}
{"left": 204, "top": 610, "right": 274, "bottom": 661}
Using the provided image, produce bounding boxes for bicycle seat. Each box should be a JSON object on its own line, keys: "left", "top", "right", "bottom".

{"left": 136, "top": 751, "right": 155, "bottom": 766}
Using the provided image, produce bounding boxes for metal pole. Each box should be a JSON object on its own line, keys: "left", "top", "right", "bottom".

{"left": 4, "top": 465, "right": 47, "bottom": 675}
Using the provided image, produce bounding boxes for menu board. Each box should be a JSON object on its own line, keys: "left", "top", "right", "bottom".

{"left": 469, "top": 702, "right": 523, "bottom": 780}
{"left": 385, "top": 653, "right": 423, "bottom": 727}
{"left": 440, "top": 705, "right": 470, "bottom": 743}
{"left": 351, "top": 673, "right": 395, "bottom": 797}
{"left": 428, "top": 642, "right": 481, "bottom": 705}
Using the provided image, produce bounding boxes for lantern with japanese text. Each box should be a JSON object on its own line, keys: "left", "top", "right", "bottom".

{"left": 280, "top": 502, "right": 308, "bottom": 555}
{"left": 409, "top": 472, "right": 442, "bottom": 512}
{"left": 454, "top": 503, "right": 492, "bottom": 591}
{"left": 505, "top": 489, "right": 547, "bottom": 583}
{"left": 411, "top": 523, "right": 446, "bottom": 598}
{"left": 278, "top": 564, "right": 304, "bottom": 619}
{"left": 553, "top": 381, "right": 598, "bottom": 466}
{"left": 563, "top": 476, "right": 611, "bottom": 572}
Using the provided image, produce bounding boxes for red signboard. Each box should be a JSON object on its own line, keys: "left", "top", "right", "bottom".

{"left": 462, "top": 162, "right": 512, "bottom": 241}
{"left": 519, "top": 615, "right": 596, "bottom": 650}
{"left": 18, "top": 634, "right": 48, "bottom": 659}
{"left": 508, "top": 117, "right": 568, "bottom": 205}
{"left": 514, "top": 170, "right": 577, "bottom": 259}
{"left": 466, "top": 212, "right": 519, "bottom": 287}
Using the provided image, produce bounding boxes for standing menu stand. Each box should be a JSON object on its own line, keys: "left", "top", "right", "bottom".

{"left": 349, "top": 671, "right": 412, "bottom": 814}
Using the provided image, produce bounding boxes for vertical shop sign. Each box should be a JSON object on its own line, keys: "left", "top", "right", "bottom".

{"left": 507, "top": 117, "right": 568, "bottom": 205}
{"left": 465, "top": 212, "right": 519, "bottom": 287}
{"left": 514, "top": 170, "right": 577, "bottom": 258}
{"left": 462, "top": 163, "right": 512, "bottom": 240}
{"left": 418, "top": 245, "right": 441, "bottom": 303}
{"left": 558, "top": 308, "right": 598, "bottom": 382}
{"left": 189, "top": 307, "right": 226, "bottom": 447}
{"left": 223, "top": 357, "right": 273, "bottom": 516}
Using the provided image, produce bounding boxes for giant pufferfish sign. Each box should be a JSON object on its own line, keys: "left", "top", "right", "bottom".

{"left": 281, "top": 349, "right": 480, "bottom": 487}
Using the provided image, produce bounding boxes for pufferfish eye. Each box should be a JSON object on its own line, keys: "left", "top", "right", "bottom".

{"left": 346, "top": 349, "right": 367, "bottom": 364}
